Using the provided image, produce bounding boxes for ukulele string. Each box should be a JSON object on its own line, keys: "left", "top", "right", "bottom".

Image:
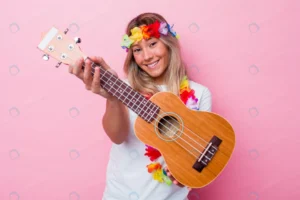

{"left": 86, "top": 61, "right": 215, "bottom": 161}
{"left": 84, "top": 62, "right": 208, "bottom": 160}
{"left": 84, "top": 59, "right": 212, "bottom": 161}
{"left": 63, "top": 54, "right": 213, "bottom": 161}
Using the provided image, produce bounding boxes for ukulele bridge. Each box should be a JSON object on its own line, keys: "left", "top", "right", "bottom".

{"left": 192, "top": 135, "right": 222, "bottom": 172}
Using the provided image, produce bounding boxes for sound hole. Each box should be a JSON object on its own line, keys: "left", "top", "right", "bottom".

{"left": 158, "top": 115, "right": 180, "bottom": 138}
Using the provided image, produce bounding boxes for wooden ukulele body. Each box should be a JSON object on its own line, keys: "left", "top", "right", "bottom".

{"left": 134, "top": 91, "right": 235, "bottom": 188}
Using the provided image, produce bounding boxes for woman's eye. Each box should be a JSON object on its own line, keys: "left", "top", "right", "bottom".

{"left": 133, "top": 48, "right": 141, "bottom": 53}
{"left": 150, "top": 42, "right": 157, "bottom": 47}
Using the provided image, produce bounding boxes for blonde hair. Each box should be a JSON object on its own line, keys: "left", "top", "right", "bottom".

{"left": 123, "top": 12, "right": 187, "bottom": 97}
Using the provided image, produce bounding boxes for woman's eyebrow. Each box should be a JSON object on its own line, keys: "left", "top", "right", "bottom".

{"left": 131, "top": 44, "right": 139, "bottom": 48}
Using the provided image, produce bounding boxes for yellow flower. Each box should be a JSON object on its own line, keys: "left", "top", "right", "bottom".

{"left": 180, "top": 76, "right": 190, "bottom": 94}
{"left": 129, "top": 27, "right": 143, "bottom": 42}
{"left": 152, "top": 169, "right": 164, "bottom": 183}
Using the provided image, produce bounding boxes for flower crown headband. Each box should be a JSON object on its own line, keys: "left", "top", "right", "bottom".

{"left": 121, "top": 20, "right": 179, "bottom": 51}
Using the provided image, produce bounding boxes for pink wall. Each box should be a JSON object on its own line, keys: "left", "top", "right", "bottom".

{"left": 1, "top": 0, "right": 299, "bottom": 199}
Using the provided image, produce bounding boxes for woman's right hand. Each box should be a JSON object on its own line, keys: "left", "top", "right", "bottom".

{"left": 69, "top": 56, "right": 119, "bottom": 101}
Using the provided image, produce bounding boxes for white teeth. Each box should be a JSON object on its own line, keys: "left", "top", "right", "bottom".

{"left": 147, "top": 61, "right": 159, "bottom": 68}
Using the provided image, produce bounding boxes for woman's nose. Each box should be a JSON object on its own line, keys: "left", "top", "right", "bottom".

{"left": 143, "top": 49, "right": 154, "bottom": 61}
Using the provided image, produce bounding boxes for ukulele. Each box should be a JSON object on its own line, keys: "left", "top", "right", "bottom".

{"left": 37, "top": 26, "right": 236, "bottom": 188}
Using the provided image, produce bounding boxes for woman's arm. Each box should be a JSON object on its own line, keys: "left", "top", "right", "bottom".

{"left": 102, "top": 97, "right": 130, "bottom": 144}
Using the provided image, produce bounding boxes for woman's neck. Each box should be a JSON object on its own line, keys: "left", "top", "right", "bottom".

{"left": 153, "top": 78, "right": 165, "bottom": 85}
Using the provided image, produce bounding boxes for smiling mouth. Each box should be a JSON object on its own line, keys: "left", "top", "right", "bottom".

{"left": 146, "top": 60, "right": 159, "bottom": 68}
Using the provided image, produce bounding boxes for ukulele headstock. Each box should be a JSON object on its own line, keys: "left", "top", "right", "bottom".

{"left": 37, "top": 26, "right": 86, "bottom": 67}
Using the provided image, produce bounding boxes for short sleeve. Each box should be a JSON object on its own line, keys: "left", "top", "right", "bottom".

{"left": 198, "top": 87, "right": 212, "bottom": 112}
{"left": 121, "top": 78, "right": 130, "bottom": 86}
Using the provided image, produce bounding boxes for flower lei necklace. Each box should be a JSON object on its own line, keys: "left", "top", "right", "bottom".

{"left": 144, "top": 76, "right": 200, "bottom": 185}
{"left": 121, "top": 20, "right": 179, "bottom": 51}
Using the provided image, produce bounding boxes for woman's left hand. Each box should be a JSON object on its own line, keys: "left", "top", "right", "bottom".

{"left": 164, "top": 166, "right": 192, "bottom": 191}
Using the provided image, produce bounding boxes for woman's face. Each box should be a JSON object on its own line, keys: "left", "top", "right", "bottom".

{"left": 131, "top": 37, "right": 169, "bottom": 84}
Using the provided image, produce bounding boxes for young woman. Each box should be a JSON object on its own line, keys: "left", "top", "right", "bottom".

{"left": 69, "top": 12, "right": 212, "bottom": 200}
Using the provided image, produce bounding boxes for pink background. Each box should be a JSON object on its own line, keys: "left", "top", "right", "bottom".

{"left": 1, "top": 0, "right": 299, "bottom": 199}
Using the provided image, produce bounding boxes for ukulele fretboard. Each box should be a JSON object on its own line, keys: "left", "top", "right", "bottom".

{"left": 87, "top": 60, "right": 160, "bottom": 123}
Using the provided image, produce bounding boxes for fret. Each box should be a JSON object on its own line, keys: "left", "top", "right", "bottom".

{"left": 129, "top": 90, "right": 138, "bottom": 108}
{"left": 118, "top": 84, "right": 143, "bottom": 113}
{"left": 130, "top": 92, "right": 141, "bottom": 112}
{"left": 111, "top": 79, "right": 122, "bottom": 97}
{"left": 103, "top": 80, "right": 114, "bottom": 94}
{"left": 135, "top": 95, "right": 142, "bottom": 114}
{"left": 99, "top": 68, "right": 108, "bottom": 84}
{"left": 122, "top": 86, "right": 134, "bottom": 106}
{"left": 106, "top": 74, "right": 118, "bottom": 94}
{"left": 101, "top": 73, "right": 111, "bottom": 92}
{"left": 147, "top": 103, "right": 159, "bottom": 122}
{"left": 142, "top": 101, "right": 154, "bottom": 119}
{"left": 100, "top": 70, "right": 113, "bottom": 92}
{"left": 149, "top": 105, "right": 159, "bottom": 121}
{"left": 108, "top": 77, "right": 126, "bottom": 102}
{"left": 137, "top": 96, "right": 148, "bottom": 116}
{"left": 115, "top": 81, "right": 132, "bottom": 105}
{"left": 101, "top": 73, "right": 120, "bottom": 98}
{"left": 91, "top": 63, "right": 96, "bottom": 74}
{"left": 116, "top": 83, "right": 128, "bottom": 104}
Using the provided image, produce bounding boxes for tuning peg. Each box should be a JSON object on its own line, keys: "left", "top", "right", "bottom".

{"left": 64, "top": 28, "right": 69, "bottom": 34}
{"left": 74, "top": 37, "right": 81, "bottom": 44}
{"left": 42, "top": 54, "right": 49, "bottom": 61}
{"left": 55, "top": 62, "right": 62, "bottom": 68}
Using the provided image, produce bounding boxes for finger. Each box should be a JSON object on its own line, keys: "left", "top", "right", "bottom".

{"left": 166, "top": 169, "right": 174, "bottom": 181}
{"left": 94, "top": 56, "right": 111, "bottom": 70}
{"left": 85, "top": 84, "right": 91, "bottom": 91}
{"left": 89, "top": 56, "right": 118, "bottom": 78}
{"left": 68, "top": 65, "right": 73, "bottom": 74}
{"left": 165, "top": 167, "right": 184, "bottom": 187}
{"left": 91, "top": 66, "right": 101, "bottom": 94}
{"left": 167, "top": 173, "right": 184, "bottom": 186}
{"left": 69, "top": 59, "right": 79, "bottom": 74}
{"left": 167, "top": 172, "right": 175, "bottom": 181}
{"left": 73, "top": 58, "right": 84, "bottom": 79}
{"left": 83, "top": 58, "right": 92, "bottom": 85}
{"left": 107, "top": 68, "right": 118, "bottom": 77}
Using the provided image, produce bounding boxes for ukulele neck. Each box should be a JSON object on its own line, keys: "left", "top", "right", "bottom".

{"left": 87, "top": 59, "right": 160, "bottom": 123}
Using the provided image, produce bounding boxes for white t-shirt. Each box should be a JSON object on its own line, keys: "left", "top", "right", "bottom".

{"left": 102, "top": 79, "right": 212, "bottom": 200}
